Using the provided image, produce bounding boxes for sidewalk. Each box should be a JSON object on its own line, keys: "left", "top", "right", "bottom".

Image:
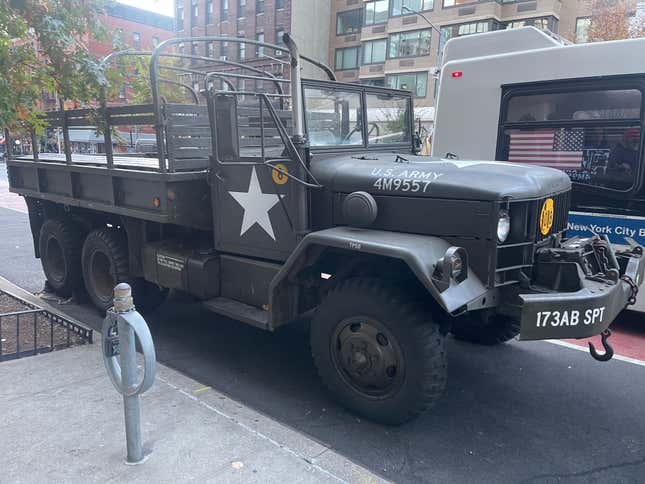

{"left": 0, "top": 284, "right": 385, "bottom": 484}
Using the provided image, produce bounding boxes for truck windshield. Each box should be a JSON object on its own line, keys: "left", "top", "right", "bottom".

{"left": 365, "top": 93, "right": 411, "bottom": 145}
{"left": 304, "top": 87, "right": 364, "bottom": 147}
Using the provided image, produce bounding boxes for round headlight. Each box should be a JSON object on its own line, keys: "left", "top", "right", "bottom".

{"left": 497, "top": 210, "right": 511, "bottom": 243}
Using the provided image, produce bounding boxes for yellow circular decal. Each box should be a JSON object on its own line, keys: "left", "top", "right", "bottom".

{"left": 540, "top": 198, "right": 555, "bottom": 235}
{"left": 272, "top": 163, "right": 289, "bottom": 185}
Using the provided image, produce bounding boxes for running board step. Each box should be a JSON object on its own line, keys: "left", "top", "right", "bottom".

{"left": 202, "top": 297, "right": 269, "bottom": 330}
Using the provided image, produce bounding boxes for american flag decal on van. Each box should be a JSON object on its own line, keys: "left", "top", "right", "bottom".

{"left": 508, "top": 128, "right": 584, "bottom": 170}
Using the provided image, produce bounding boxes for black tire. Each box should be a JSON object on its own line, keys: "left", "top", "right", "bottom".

{"left": 38, "top": 218, "right": 84, "bottom": 297}
{"left": 450, "top": 310, "right": 520, "bottom": 346}
{"left": 81, "top": 228, "right": 130, "bottom": 312}
{"left": 310, "top": 278, "right": 447, "bottom": 425}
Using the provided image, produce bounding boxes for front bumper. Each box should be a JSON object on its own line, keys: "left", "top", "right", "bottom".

{"left": 517, "top": 243, "right": 644, "bottom": 341}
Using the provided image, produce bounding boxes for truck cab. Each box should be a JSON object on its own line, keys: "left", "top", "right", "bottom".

{"left": 6, "top": 34, "right": 644, "bottom": 425}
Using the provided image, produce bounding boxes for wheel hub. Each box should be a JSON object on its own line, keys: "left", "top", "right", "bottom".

{"left": 332, "top": 318, "right": 404, "bottom": 398}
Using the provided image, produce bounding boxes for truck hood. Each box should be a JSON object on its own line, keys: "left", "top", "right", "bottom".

{"left": 311, "top": 153, "right": 571, "bottom": 201}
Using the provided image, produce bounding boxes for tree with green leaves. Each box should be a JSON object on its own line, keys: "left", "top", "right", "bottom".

{"left": 0, "top": 0, "right": 107, "bottom": 132}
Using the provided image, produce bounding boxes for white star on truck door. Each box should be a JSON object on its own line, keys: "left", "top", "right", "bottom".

{"left": 228, "top": 167, "right": 284, "bottom": 241}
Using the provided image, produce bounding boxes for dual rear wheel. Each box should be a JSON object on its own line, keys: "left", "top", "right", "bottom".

{"left": 38, "top": 219, "right": 166, "bottom": 312}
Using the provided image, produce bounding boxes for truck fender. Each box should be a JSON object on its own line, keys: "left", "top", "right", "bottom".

{"left": 268, "top": 227, "right": 489, "bottom": 324}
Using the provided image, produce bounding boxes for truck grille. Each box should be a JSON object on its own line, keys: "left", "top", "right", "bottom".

{"left": 494, "top": 189, "right": 571, "bottom": 287}
{"left": 534, "top": 190, "right": 570, "bottom": 242}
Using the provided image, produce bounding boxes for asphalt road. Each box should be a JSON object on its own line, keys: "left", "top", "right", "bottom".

{"left": 1, "top": 173, "right": 645, "bottom": 483}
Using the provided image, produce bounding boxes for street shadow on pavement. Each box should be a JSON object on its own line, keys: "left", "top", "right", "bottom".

{"left": 54, "top": 296, "right": 645, "bottom": 484}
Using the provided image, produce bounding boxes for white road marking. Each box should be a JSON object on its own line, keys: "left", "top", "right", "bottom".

{"left": 545, "top": 339, "right": 645, "bottom": 367}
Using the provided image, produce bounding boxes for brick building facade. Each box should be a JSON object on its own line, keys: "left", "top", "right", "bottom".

{"left": 91, "top": 3, "right": 175, "bottom": 58}
{"left": 173, "top": 0, "right": 331, "bottom": 81}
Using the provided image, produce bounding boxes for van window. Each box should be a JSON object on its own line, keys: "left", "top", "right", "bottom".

{"left": 502, "top": 126, "right": 640, "bottom": 190}
{"left": 506, "top": 89, "right": 641, "bottom": 123}
{"left": 500, "top": 87, "right": 643, "bottom": 192}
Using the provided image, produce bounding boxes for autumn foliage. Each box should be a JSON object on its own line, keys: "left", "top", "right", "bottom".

{"left": 588, "top": 0, "right": 645, "bottom": 42}
{"left": 0, "top": 0, "right": 107, "bottom": 131}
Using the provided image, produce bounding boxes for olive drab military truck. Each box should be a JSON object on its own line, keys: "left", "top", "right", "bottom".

{"left": 6, "top": 35, "right": 644, "bottom": 424}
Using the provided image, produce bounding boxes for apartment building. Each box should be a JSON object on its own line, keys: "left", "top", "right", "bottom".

{"left": 331, "top": 0, "right": 600, "bottom": 124}
{"left": 173, "top": 0, "right": 331, "bottom": 80}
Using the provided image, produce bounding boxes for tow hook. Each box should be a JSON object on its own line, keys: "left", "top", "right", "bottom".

{"left": 589, "top": 329, "right": 614, "bottom": 362}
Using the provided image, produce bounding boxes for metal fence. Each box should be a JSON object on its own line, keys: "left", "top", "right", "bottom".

{"left": 0, "top": 290, "right": 93, "bottom": 362}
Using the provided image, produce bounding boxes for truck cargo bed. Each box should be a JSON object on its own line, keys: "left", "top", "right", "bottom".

{"left": 7, "top": 159, "right": 212, "bottom": 230}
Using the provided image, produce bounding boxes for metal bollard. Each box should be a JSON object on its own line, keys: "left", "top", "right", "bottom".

{"left": 102, "top": 283, "right": 156, "bottom": 464}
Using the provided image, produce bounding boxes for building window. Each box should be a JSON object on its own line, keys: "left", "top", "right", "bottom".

{"left": 335, "top": 46, "right": 360, "bottom": 70}
{"left": 443, "top": 0, "right": 473, "bottom": 6}
{"left": 220, "top": 41, "right": 228, "bottom": 60}
{"left": 221, "top": 0, "right": 229, "bottom": 20}
{"left": 238, "top": 0, "right": 245, "bottom": 17}
{"left": 206, "top": 0, "right": 213, "bottom": 23}
{"left": 207, "top": 42, "right": 215, "bottom": 57}
{"left": 191, "top": 0, "right": 198, "bottom": 23}
{"left": 364, "top": 0, "right": 389, "bottom": 26}
{"left": 275, "top": 28, "right": 285, "bottom": 56}
{"left": 192, "top": 41, "right": 199, "bottom": 56}
{"left": 360, "top": 78, "right": 386, "bottom": 87}
{"left": 575, "top": 17, "right": 591, "bottom": 43}
{"left": 256, "top": 32, "right": 264, "bottom": 56}
{"left": 458, "top": 21, "right": 493, "bottom": 35}
{"left": 391, "top": 0, "right": 433, "bottom": 16}
{"left": 176, "top": 5, "right": 184, "bottom": 31}
{"left": 362, "top": 39, "right": 387, "bottom": 64}
{"left": 132, "top": 32, "right": 140, "bottom": 49}
{"left": 256, "top": 0, "right": 264, "bottom": 14}
{"left": 389, "top": 29, "right": 431, "bottom": 58}
{"left": 386, "top": 72, "right": 428, "bottom": 97}
{"left": 276, "top": 0, "right": 284, "bottom": 9}
{"left": 439, "top": 20, "right": 499, "bottom": 53}
{"left": 337, "top": 9, "right": 362, "bottom": 35}
{"left": 238, "top": 38, "right": 246, "bottom": 59}
{"left": 503, "top": 16, "right": 558, "bottom": 32}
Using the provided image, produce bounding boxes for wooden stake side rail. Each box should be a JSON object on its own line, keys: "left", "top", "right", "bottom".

{"left": 16, "top": 153, "right": 164, "bottom": 171}
{"left": 6, "top": 159, "right": 212, "bottom": 231}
